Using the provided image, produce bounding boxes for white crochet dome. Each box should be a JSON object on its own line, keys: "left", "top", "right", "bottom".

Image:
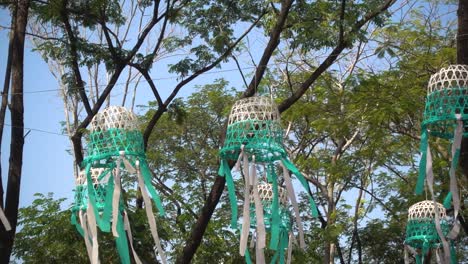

{"left": 251, "top": 183, "right": 288, "bottom": 205}
{"left": 408, "top": 200, "right": 446, "bottom": 220}
{"left": 228, "top": 97, "right": 280, "bottom": 125}
{"left": 427, "top": 64, "right": 468, "bottom": 94}
{"left": 90, "top": 106, "right": 138, "bottom": 132}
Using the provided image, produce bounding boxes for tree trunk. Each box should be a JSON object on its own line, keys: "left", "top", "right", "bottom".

{"left": 0, "top": 2, "right": 16, "bottom": 210}
{"left": 459, "top": 0, "right": 468, "bottom": 178}
{"left": 0, "top": 0, "right": 29, "bottom": 262}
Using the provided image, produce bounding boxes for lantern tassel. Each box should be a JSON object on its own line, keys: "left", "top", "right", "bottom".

{"left": 218, "top": 159, "right": 238, "bottom": 228}
{"left": 79, "top": 211, "right": 94, "bottom": 263}
{"left": 136, "top": 161, "right": 167, "bottom": 264}
{"left": 112, "top": 157, "right": 123, "bottom": 237}
{"left": 281, "top": 158, "right": 318, "bottom": 217}
{"left": 280, "top": 160, "right": 305, "bottom": 248}
{"left": 86, "top": 202, "right": 100, "bottom": 264}
{"left": 447, "top": 115, "right": 462, "bottom": 240}
{"left": 416, "top": 128, "right": 428, "bottom": 195}
{"left": 251, "top": 157, "right": 266, "bottom": 250}
{"left": 240, "top": 151, "right": 251, "bottom": 256}
{"left": 425, "top": 146, "right": 451, "bottom": 263}
{"left": 123, "top": 211, "right": 143, "bottom": 264}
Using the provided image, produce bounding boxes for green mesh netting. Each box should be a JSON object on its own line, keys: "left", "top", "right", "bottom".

{"left": 422, "top": 88, "right": 468, "bottom": 139}
{"left": 220, "top": 120, "right": 285, "bottom": 162}
{"left": 86, "top": 129, "right": 145, "bottom": 162}
{"left": 405, "top": 219, "right": 450, "bottom": 249}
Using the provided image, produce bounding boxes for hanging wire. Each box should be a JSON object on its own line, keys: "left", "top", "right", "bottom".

{"left": 2, "top": 65, "right": 266, "bottom": 96}
{"left": 3, "top": 123, "right": 68, "bottom": 137}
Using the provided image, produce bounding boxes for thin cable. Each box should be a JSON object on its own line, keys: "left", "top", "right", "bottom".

{"left": 3, "top": 123, "right": 68, "bottom": 137}
{"left": 3, "top": 65, "right": 260, "bottom": 96}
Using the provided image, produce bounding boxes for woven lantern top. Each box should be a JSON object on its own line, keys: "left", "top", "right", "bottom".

{"left": 90, "top": 106, "right": 139, "bottom": 132}
{"left": 427, "top": 65, "right": 468, "bottom": 95}
{"left": 408, "top": 200, "right": 446, "bottom": 221}
{"left": 423, "top": 65, "right": 468, "bottom": 138}
{"left": 251, "top": 183, "right": 288, "bottom": 206}
{"left": 220, "top": 97, "right": 285, "bottom": 162}
{"left": 85, "top": 106, "right": 144, "bottom": 162}
{"left": 227, "top": 97, "right": 281, "bottom": 125}
{"left": 249, "top": 183, "right": 291, "bottom": 231}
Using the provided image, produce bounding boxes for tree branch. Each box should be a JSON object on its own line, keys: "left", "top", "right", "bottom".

{"left": 243, "top": 0, "right": 294, "bottom": 97}
{"left": 143, "top": 11, "right": 265, "bottom": 149}
{"left": 278, "top": 0, "right": 396, "bottom": 113}
{"left": 60, "top": 0, "right": 92, "bottom": 116}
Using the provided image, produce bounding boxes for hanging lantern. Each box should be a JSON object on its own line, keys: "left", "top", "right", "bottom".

{"left": 246, "top": 183, "right": 294, "bottom": 264}
{"left": 218, "top": 96, "right": 318, "bottom": 261}
{"left": 72, "top": 106, "right": 166, "bottom": 264}
{"left": 415, "top": 65, "right": 467, "bottom": 247}
{"left": 404, "top": 200, "right": 456, "bottom": 264}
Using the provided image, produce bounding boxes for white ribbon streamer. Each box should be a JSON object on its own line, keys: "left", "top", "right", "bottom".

{"left": 286, "top": 232, "right": 293, "bottom": 264}
{"left": 447, "top": 115, "right": 462, "bottom": 240}
{"left": 251, "top": 157, "right": 266, "bottom": 250}
{"left": 280, "top": 161, "right": 305, "bottom": 248}
{"left": 112, "top": 157, "right": 123, "bottom": 237}
{"left": 240, "top": 151, "right": 251, "bottom": 256}
{"left": 135, "top": 160, "right": 167, "bottom": 264}
{"left": 123, "top": 211, "right": 143, "bottom": 264}
{"left": 79, "top": 211, "right": 94, "bottom": 263}
{"left": 425, "top": 146, "right": 451, "bottom": 263}
{"left": 87, "top": 202, "right": 100, "bottom": 264}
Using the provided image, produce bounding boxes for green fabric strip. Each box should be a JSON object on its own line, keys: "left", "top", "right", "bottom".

{"left": 282, "top": 158, "right": 319, "bottom": 217}
{"left": 279, "top": 231, "right": 288, "bottom": 264}
{"left": 416, "top": 129, "right": 428, "bottom": 195}
{"left": 70, "top": 213, "right": 84, "bottom": 237}
{"left": 415, "top": 255, "right": 422, "bottom": 264}
{"left": 270, "top": 249, "right": 279, "bottom": 264}
{"left": 244, "top": 248, "right": 252, "bottom": 264}
{"left": 140, "top": 161, "right": 165, "bottom": 216}
{"left": 115, "top": 212, "right": 131, "bottom": 264}
{"left": 101, "top": 174, "right": 115, "bottom": 232}
{"left": 269, "top": 174, "right": 280, "bottom": 251}
{"left": 219, "top": 159, "right": 238, "bottom": 229}
{"left": 450, "top": 242, "right": 457, "bottom": 264}
{"left": 443, "top": 192, "right": 453, "bottom": 209}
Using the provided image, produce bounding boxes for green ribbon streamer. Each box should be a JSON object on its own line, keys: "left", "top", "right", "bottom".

{"left": 450, "top": 242, "right": 457, "bottom": 264}
{"left": 244, "top": 248, "right": 252, "bottom": 264}
{"left": 271, "top": 250, "right": 279, "bottom": 264}
{"left": 70, "top": 211, "right": 85, "bottom": 237}
{"left": 278, "top": 231, "right": 288, "bottom": 264}
{"left": 416, "top": 129, "right": 428, "bottom": 195}
{"left": 443, "top": 192, "right": 453, "bottom": 209}
{"left": 140, "top": 160, "right": 165, "bottom": 216}
{"left": 269, "top": 173, "right": 280, "bottom": 251}
{"left": 218, "top": 159, "right": 238, "bottom": 229}
{"left": 115, "top": 212, "right": 131, "bottom": 264}
{"left": 282, "top": 158, "right": 319, "bottom": 217}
